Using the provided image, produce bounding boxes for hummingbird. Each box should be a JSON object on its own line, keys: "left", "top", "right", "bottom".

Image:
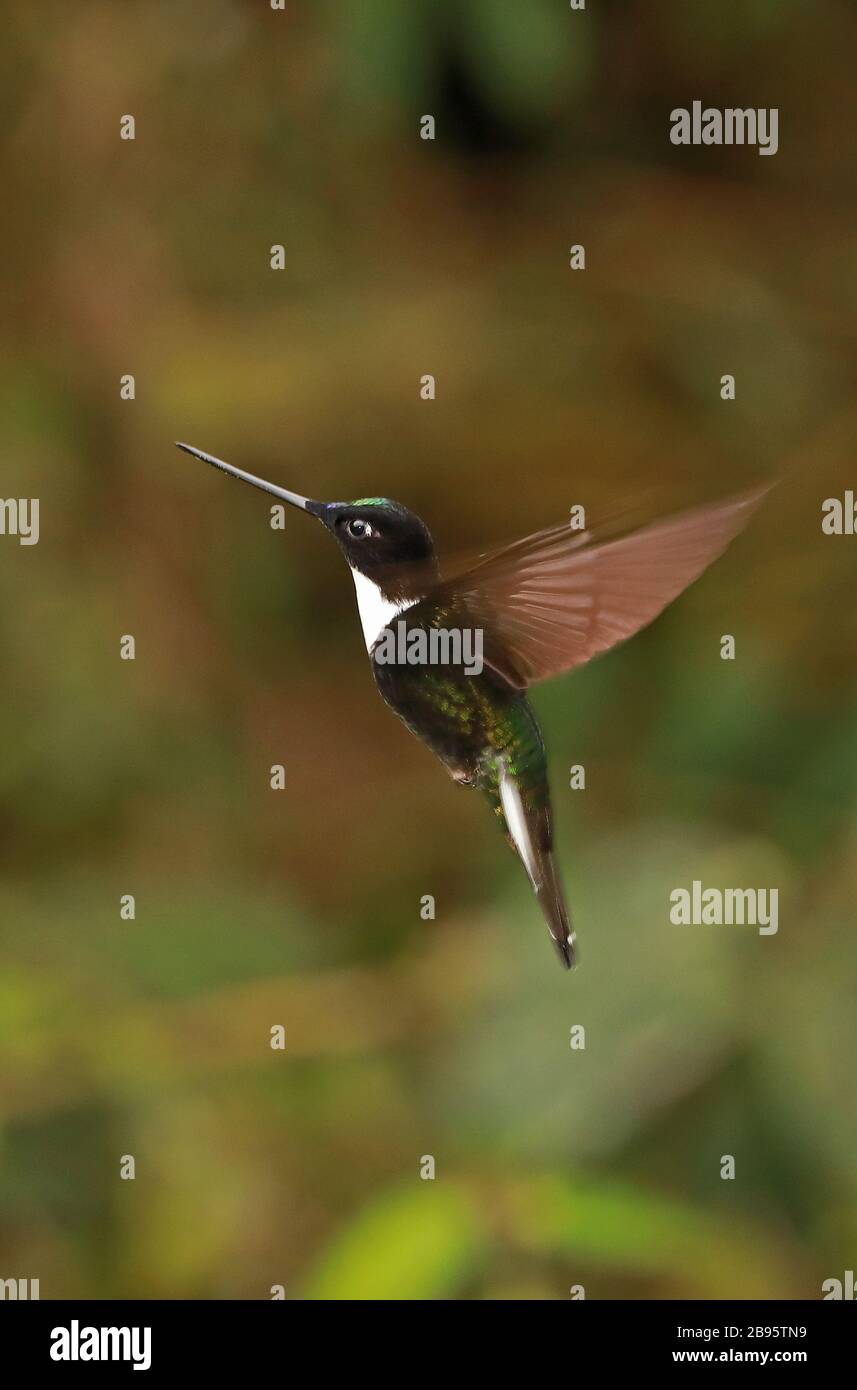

{"left": 177, "top": 441, "right": 765, "bottom": 970}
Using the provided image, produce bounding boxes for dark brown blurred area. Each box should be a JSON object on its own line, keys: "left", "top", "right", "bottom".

{"left": 0, "top": 0, "right": 855, "bottom": 1299}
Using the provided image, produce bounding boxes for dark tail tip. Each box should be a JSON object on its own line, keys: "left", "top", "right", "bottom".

{"left": 554, "top": 930, "right": 577, "bottom": 970}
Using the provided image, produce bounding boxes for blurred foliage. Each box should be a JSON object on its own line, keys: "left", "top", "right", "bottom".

{"left": 0, "top": 0, "right": 855, "bottom": 1299}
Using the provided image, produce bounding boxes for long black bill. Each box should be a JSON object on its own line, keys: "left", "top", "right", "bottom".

{"left": 176, "top": 442, "right": 319, "bottom": 513}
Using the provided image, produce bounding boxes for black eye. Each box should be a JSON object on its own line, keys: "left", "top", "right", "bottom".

{"left": 347, "top": 518, "right": 373, "bottom": 538}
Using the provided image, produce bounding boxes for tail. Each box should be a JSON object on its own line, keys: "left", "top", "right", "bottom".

{"left": 498, "top": 766, "right": 576, "bottom": 969}
{"left": 537, "top": 843, "right": 576, "bottom": 969}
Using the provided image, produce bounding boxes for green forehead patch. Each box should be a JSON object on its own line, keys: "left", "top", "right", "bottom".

{"left": 351, "top": 498, "right": 390, "bottom": 507}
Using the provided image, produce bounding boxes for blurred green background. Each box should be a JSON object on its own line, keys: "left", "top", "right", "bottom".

{"left": 1, "top": 0, "right": 856, "bottom": 1300}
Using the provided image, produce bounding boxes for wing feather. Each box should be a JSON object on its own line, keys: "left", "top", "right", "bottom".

{"left": 426, "top": 487, "right": 768, "bottom": 689}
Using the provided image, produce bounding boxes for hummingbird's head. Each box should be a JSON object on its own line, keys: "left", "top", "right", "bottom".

{"left": 176, "top": 444, "right": 437, "bottom": 600}
{"left": 316, "top": 498, "right": 437, "bottom": 597}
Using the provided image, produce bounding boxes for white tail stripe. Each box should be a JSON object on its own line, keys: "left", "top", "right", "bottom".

{"left": 499, "top": 765, "right": 539, "bottom": 889}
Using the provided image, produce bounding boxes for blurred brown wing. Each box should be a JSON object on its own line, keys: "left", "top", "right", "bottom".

{"left": 428, "top": 487, "right": 768, "bottom": 689}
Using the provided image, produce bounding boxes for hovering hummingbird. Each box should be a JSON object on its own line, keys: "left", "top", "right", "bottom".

{"left": 177, "top": 441, "right": 765, "bottom": 970}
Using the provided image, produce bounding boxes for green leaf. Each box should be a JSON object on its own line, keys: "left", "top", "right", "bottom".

{"left": 303, "top": 1182, "right": 482, "bottom": 1300}
{"left": 499, "top": 1173, "right": 794, "bottom": 1297}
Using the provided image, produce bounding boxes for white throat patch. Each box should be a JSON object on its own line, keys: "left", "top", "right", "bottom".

{"left": 350, "top": 567, "right": 415, "bottom": 651}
